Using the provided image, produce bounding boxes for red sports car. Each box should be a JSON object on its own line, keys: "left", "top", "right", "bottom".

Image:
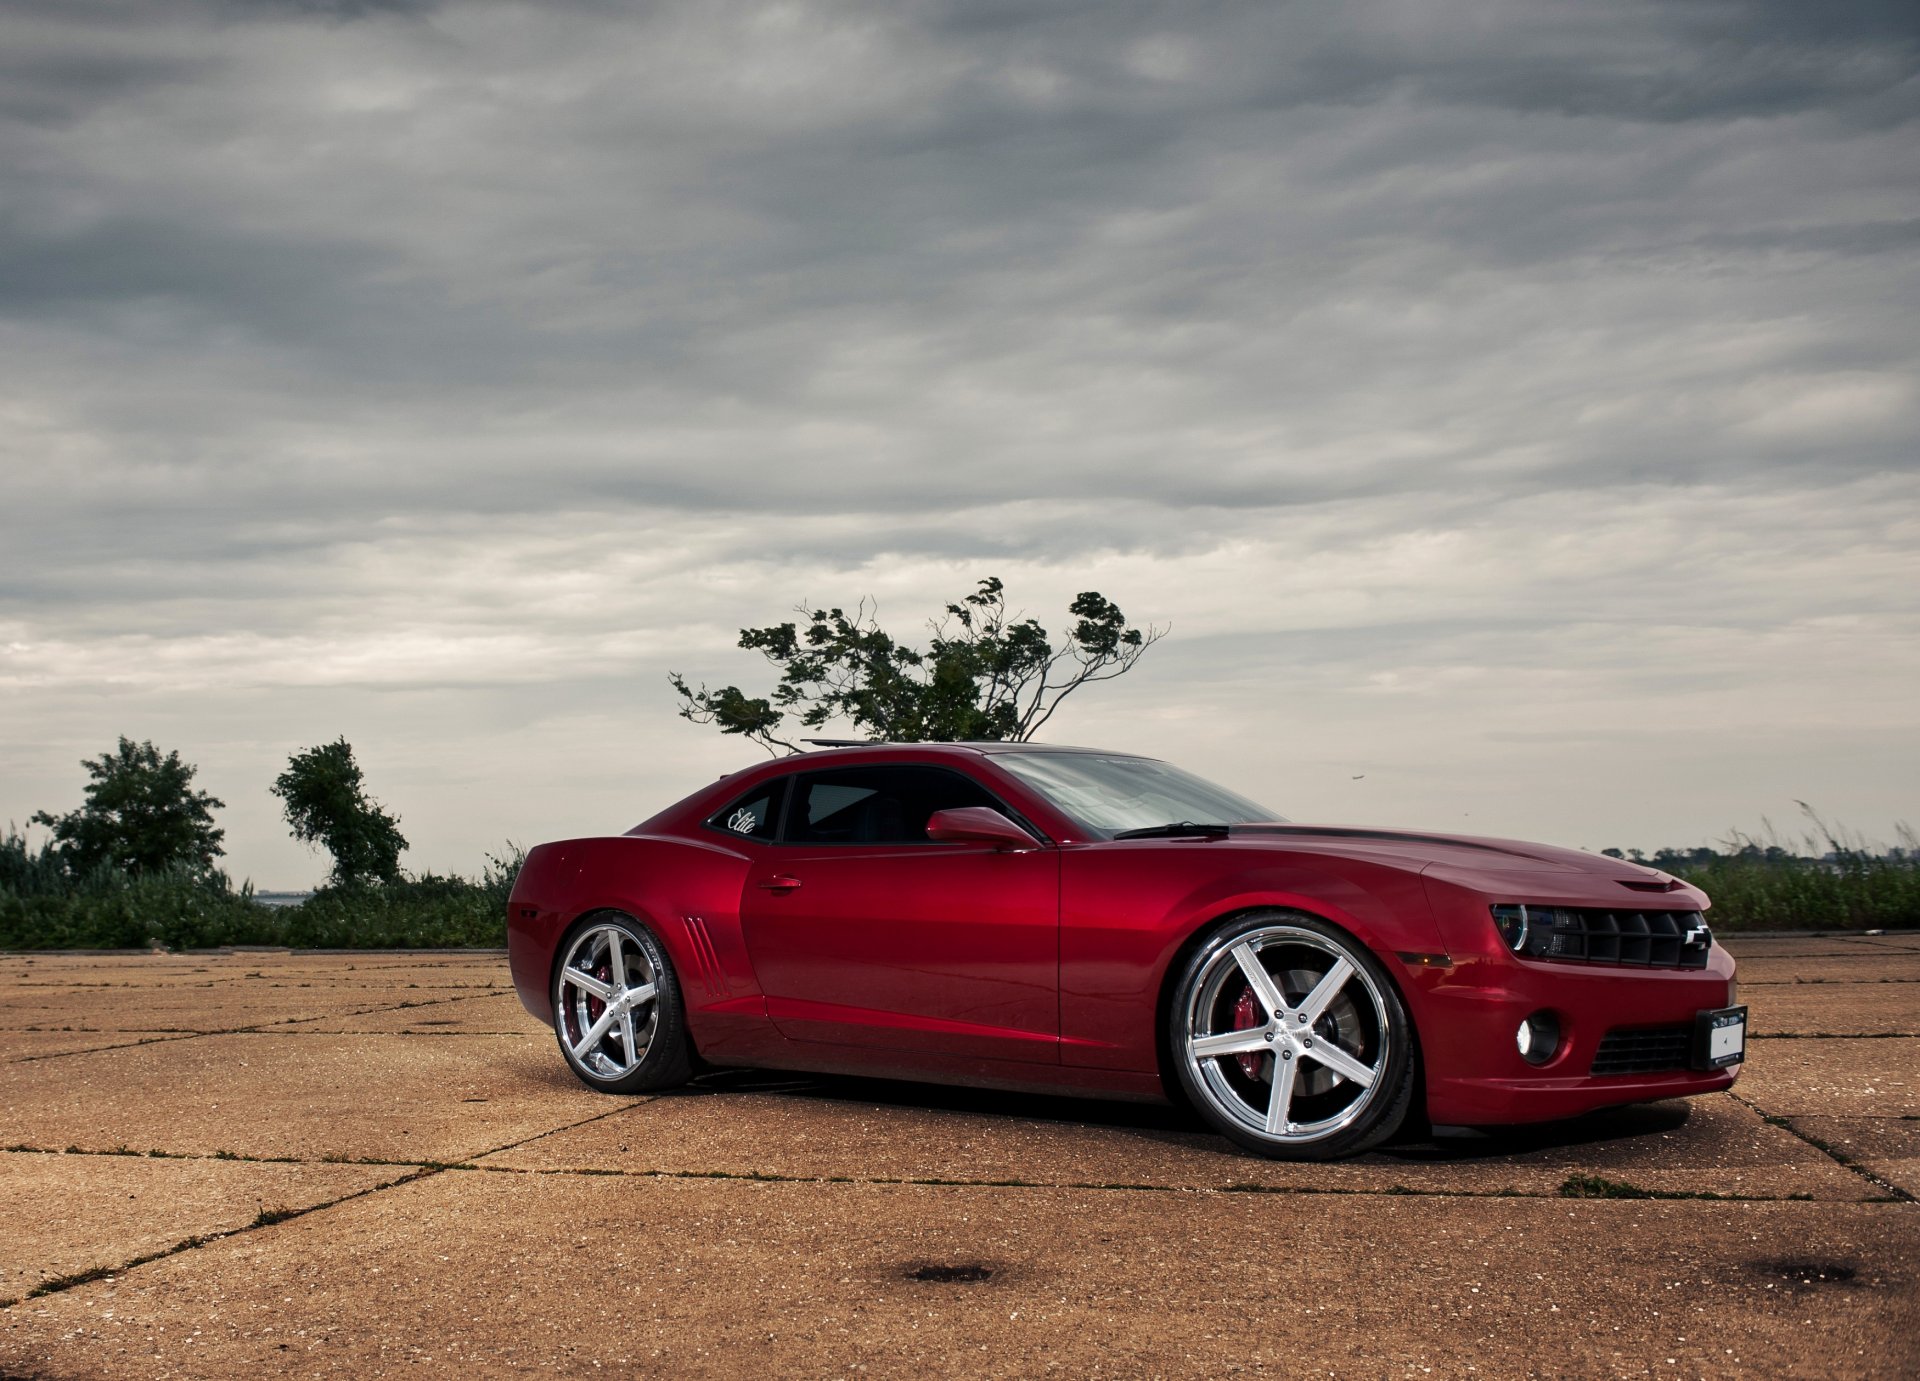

{"left": 507, "top": 743, "right": 1744, "bottom": 1160}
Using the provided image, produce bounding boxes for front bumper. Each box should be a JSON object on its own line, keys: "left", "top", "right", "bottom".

{"left": 1406, "top": 885, "right": 1741, "bottom": 1126}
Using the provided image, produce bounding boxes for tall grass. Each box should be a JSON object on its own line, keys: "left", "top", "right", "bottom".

{"left": 1616, "top": 809, "right": 1920, "bottom": 932}
{"left": 0, "top": 828, "right": 520, "bottom": 950}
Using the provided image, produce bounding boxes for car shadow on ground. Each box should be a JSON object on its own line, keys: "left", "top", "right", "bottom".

{"left": 675, "top": 1066, "right": 1695, "bottom": 1163}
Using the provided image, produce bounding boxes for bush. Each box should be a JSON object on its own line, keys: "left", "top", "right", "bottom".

{"left": 0, "top": 828, "right": 520, "bottom": 951}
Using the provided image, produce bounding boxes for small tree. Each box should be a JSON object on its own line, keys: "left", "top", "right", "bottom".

{"left": 31, "top": 737, "right": 227, "bottom": 879}
{"left": 271, "top": 739, "right": 408, "bottom": 887}
{"left": 670, "top": 576, "right": 1163, "bottom": 754}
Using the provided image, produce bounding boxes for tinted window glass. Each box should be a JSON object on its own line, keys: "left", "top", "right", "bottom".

{"left": 786, "top": 766, "right": 998, "bottom": 846}
{"left": 706, "top": 778, "right": 787, "bottom": 842}
{"left": 993, "top": 753, "right": 1280, "bottom": 835}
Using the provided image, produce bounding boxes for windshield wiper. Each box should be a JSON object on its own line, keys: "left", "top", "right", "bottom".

{"left": 1111, "top": 821, "right": 1233, "bottom": 840}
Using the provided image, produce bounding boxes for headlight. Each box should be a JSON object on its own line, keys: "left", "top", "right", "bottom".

{"left": 1489, "top": 903, "right": 1709, "bottom": 966}
{"left": 1492, "top": 903, "right": 1529, "bottom": 951}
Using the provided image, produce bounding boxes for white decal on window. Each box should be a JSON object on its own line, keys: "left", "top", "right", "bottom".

{"left": 727, "top": 808, "right": 758, "bottom": 835}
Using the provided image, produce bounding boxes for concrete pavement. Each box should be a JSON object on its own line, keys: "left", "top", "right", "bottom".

{"left": 1, "top": 935, "right": 1915, "bottom": 1377}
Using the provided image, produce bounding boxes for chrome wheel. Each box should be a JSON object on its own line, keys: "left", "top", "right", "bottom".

{"left": 556, "top": 921, "right": 660, "bottom": 1081}
{"left": 1178, "top": 922, "right": 1396, "bottom": 1150}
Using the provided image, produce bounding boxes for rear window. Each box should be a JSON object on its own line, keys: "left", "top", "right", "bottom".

{"left": 705, "top": 778, "right": 786, "bottom": 842}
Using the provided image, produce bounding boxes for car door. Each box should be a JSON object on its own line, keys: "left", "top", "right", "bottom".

{"left": 737, "top": 763, "right": 1061, "bottom": 1064}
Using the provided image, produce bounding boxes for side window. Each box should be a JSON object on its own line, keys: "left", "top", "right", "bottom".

{"left": 705, "top": 778, "right": 787, "bottom": 843}
{"left": 787, "top": 766, "right": 1000, "bottom": 846}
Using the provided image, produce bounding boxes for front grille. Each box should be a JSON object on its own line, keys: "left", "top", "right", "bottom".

{"left": 1591, "top": 1025, "right": 1693, "bottom": 1076}
{"left": 1493, "top": 906, "right": 1712, "bottom": 969}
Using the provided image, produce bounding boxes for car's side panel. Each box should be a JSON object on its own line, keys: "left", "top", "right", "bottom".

{"left": 506, "top": 834, "right": 792, "bottom": 1064}
{"left": 1058, "top": 841, "right": 1446, "bottom": 1072}
{"left": 739, "top": 842, "right": 1062, "bottom": 1062}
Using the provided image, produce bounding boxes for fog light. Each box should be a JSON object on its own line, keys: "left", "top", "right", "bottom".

{"left": 1517, "top": 1012, "right": 1560, "bottom": 1066}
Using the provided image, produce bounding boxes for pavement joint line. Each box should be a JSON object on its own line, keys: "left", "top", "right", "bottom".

{"left": 1751, "top": 1032, "right": 1920, "bottom": 1039}
{"left": 0, "top": 1107, "right": 646, "bottom": 1310}
{"left": 452, "top": 1161, "right": 1854, "bottom": 1203}
{"left": 1, "top": 1165, "right": 431, "bottom": 1310}
{"left": 2, "top": 992, "right": 520, "bottom": 1061}
{"left": 1731, "top": 1092, "right": 1918, "bottom": 1205}
{"left": 5, "top": 1032, "right": 212, "bottom": 1064}
{"left": 3, "top": 1142, "right": 1871, "bottom": 1207}
{"left": 1740, "top": 978, "right": 1920, "bottom": 986}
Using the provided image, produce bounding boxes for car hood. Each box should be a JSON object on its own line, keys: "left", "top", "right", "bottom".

{"left": 1230, "top": 823, "right": 1693, "bottom": 894}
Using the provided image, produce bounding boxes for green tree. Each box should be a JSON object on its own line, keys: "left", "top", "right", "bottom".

{"left": 670, "top": 576, "right": 1163, "bottom": 753}
{"left": 31, "top": 737, "right": 227, "bottom": 879}
{"left": 270, "top": 739, "right": 408, "bottom": 886}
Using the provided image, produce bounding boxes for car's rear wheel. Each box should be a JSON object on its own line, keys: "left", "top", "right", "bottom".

{"left": 551, "top": 914, "right": 692, "bottom": 1095}
{"left": 1169, "top": 911, "right": 1414, "bottom": 1160}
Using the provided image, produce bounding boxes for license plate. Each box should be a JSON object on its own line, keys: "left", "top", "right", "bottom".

{"left": 1693, "top": 1006, "right": 1746, "bottom": 1070}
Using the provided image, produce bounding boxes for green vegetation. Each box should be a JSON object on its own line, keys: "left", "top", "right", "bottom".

{"left": 30, "top": 737, "right": 227, "bottom": 880}
{"left": 1605, "top": 810, "right": 1919, "bottom": 932}
{"left": 670, "top": 575, "right": 1162, "bottom": 753}
{"left": 271, "top": 738, "right": 409, "bottom": 886}
{"left": 0, "top": 828, "right": 519, "bottom": 951}
{"left": 5, "top": 735, "right": 514, "bottom": 950}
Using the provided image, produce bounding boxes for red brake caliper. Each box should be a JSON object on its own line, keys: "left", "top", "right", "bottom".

{"left": 586, "top": 963, "right": 610, "bottom": 1024}
{"left": 1231, "top": 986, "right": 1263, "bottom": 1079}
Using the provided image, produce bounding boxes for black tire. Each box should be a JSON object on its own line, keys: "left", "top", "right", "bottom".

{"left": 550, "top": 913, "right": 694, "bottom": 1095}
{"left": 1166, "top": 909, "right": 1416, "bottom": 1160}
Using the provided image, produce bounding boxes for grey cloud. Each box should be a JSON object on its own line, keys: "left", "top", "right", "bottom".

{"left": 1, "top": 1, "right": 1915, "bottom": 878}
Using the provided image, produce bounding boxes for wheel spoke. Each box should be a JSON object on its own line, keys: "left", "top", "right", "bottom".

{"left": 626, "top": 982, "right": 656, "bottom": 1010}
{"left": 1297, "top": 957, "right": 1355, "bottom": 1023}
{"left": 1191, "top": 1027, "right": 1274, "bottom": 1059}
{"left": 1230, "top": 942, "right": 1286, "bottom": 1019}
{"left": 619, "top": 1010, "right": 639, "bottom": 1059}
{"left": 1306, "top": 1039, "right": 1377, "bottom": 1089}
{"left": 562, "top": 967, "right": 613, "bottom": 1002}
{"left": 571, "top": 1004, "right": 618, "bottom": 1057}
{"left": 604, "top": 931, "right": 624, "bottom": 984}
{"left": 1264, "top": 1052, "right": 1299, "bottom": 1135}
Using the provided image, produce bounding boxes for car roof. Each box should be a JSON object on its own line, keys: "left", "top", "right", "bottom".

{"left": 791, "top": 741, "right": 1135, "bottom": 758}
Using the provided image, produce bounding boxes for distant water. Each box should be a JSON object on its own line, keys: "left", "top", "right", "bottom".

{"left": 254, "top": 891, "right": 313, "bottom": 909}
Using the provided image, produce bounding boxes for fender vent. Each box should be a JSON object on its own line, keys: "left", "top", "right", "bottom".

{"left": 681, "top": 916, "right": 730, "bottom": 1001}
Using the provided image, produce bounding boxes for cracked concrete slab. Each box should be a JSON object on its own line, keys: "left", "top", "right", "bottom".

{"left": 1781, "top": 1117, "right": 1920, "bottom": 1198}
{"left": 0, "top": 1031, "right": 198, "bottom": 1063}
{"left": 0, "top": 985, "right": 442, "bottom": 1035}
{"left": 1737, "top": 1038, "right": 1920, "bottom": 1118}
{"left": 1734, "top": 953, "right": 1920, "bottom": 984}
{"left": 290, "top": 992, "right": 541, "bottom": 1035}
{"left": 1744, "top": 984, "right": 1920, "bottom": 1036}
{"left": 482, "top": 1082, "right": 1874, "bottom": 1201}
{"left": 0, "top": 1152, "right": 398, "bottom": 1302}
{"left": 0, "top": 938, "right": 1913, "bottom": 1377}
{"left": 1, "top": 1172, "right": 1913, "bottom": 1379}
{"left": 0, "top": 1032, "right": 596, "bottom": 1164}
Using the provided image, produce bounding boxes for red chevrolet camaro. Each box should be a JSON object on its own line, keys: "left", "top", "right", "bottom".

{"left": 507, "top": 742, "right": 1745, "bottom": 1160}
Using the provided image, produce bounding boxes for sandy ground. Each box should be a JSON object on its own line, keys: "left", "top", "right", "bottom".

{"left": 0, "top": 935, "right": 1914, "bottom": 1378}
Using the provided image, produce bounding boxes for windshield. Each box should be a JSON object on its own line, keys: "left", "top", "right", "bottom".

{"left": 994, "top": 753, "right": 1283, "bottom": 836}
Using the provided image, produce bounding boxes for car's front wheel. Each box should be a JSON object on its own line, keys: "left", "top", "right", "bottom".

{"left": 551, "top": 914, "right": 693, "bottom": 1095}
{"left": 1168, "top": 911, "right": 1415, "bottom": 1159}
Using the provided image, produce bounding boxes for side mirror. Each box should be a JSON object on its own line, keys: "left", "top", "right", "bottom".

{"left": 926, "top": 806, "right": 1041, "bottom": 852}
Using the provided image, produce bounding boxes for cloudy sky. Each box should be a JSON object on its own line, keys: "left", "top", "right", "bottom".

{"left": 3, "top": 0, "right": 1916, "bottom": 886}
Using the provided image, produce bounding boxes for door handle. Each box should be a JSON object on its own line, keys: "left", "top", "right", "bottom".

{"left": 755, "top": 875, "right": 802, "bottom": 892}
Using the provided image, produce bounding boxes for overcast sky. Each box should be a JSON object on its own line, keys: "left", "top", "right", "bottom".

{"left": 2, "top": 0, "right": 1916, "bottom": 886}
